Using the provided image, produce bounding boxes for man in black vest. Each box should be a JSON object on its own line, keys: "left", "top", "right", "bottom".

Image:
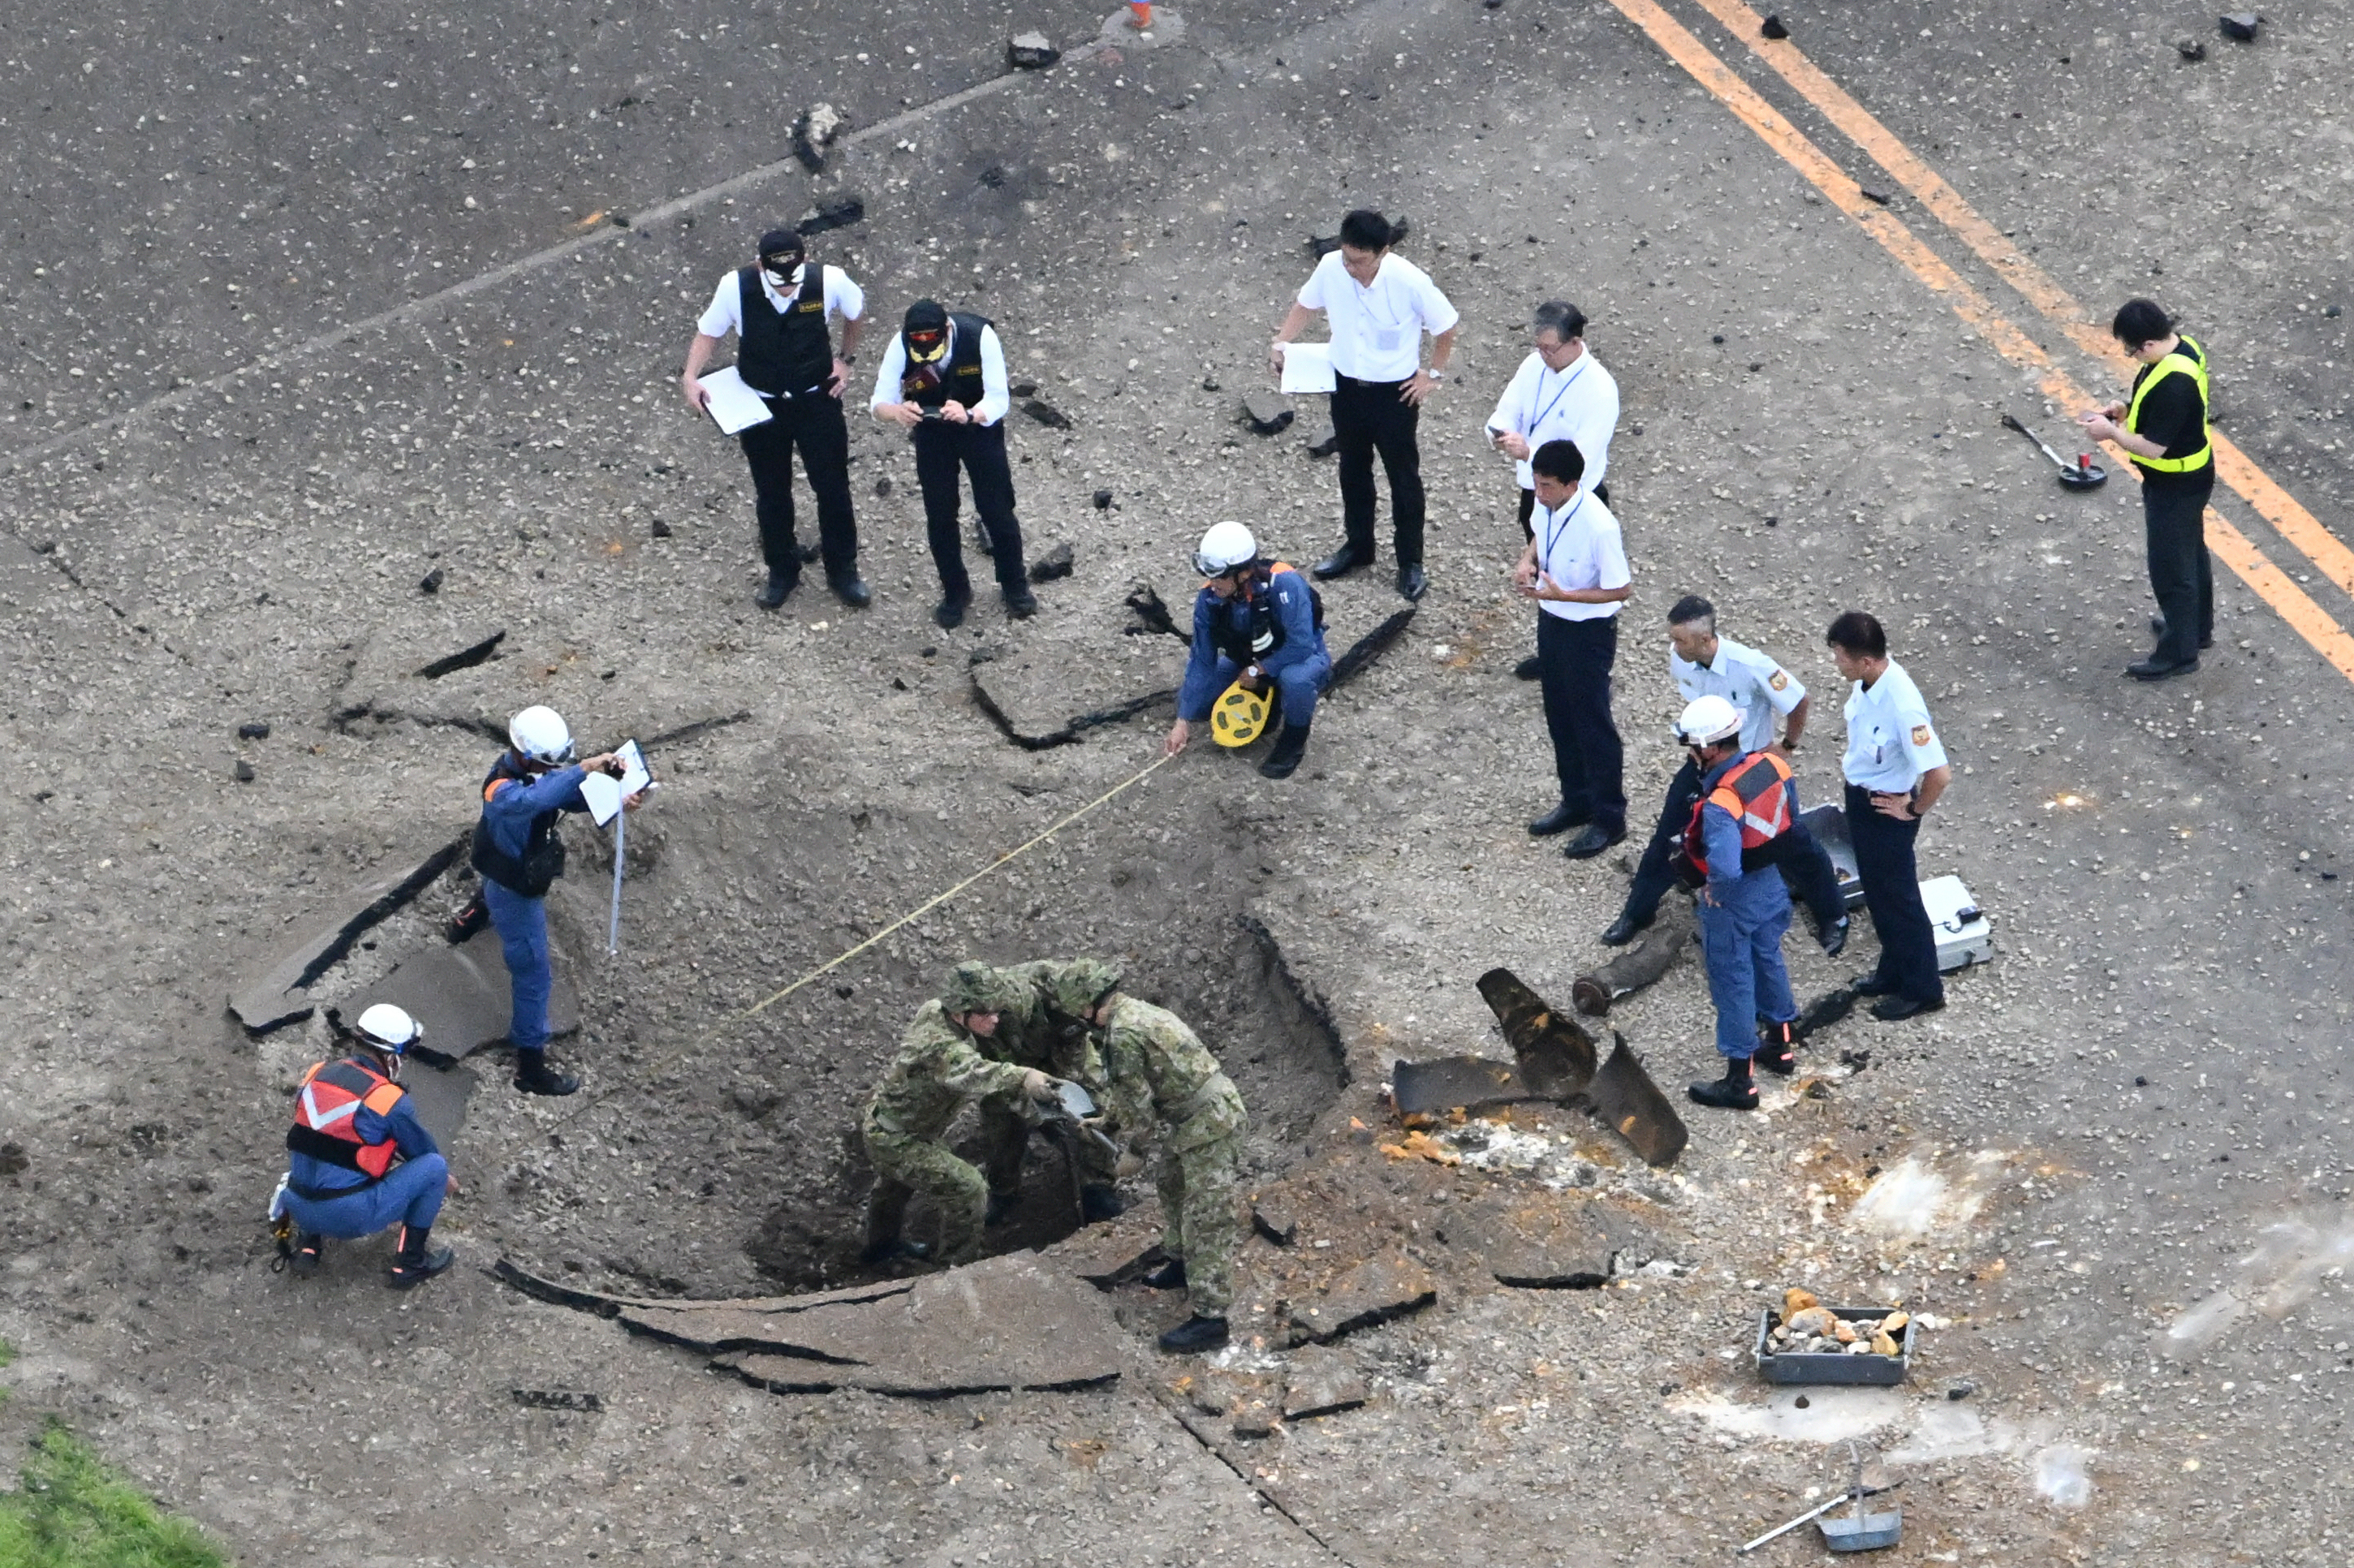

{"left": 869, "top": 299, "right": 1035, "bottom": 630}
{"left": 682, "top": 227, "right": 870, "bottom": 610}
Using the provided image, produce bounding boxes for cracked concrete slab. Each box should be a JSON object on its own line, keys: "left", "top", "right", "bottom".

{"left": 1279, "top": 1346, "right": 1368, "bottom": 1421}
{"left": 1460, "top": 1195, "right": 1659, "bottom": 1290}
{"left": 365, "top": 926, "right": 579, "bottom": 1059}
{"left": 225, "top": 837, "right": 468, "bottom": 1033}
{"left": 1284, "top": 1247, "right": 1437, "bottom": 1346}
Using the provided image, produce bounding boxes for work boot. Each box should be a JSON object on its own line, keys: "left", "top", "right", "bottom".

{"left": 289, "top": 1232, "right": 326, "bottom": 1279}
{"left": 1311, "top": 544, "right": 1372, "bottom": 580}
{"left": 1687, "top": 1055, "right": 1758, "bottom": 1110}
{"left": 446, "top": 895, "right": 489, "bottom": 945}
{"left": 1513, "top": 655, "right": 1541, "bottom": 682}
{"left": 386, "top": 1225, "right": 455, "bottom": 1290}
{"left": 755, "top": 570, "right": 796, "bottom": 610}
{"left": 828, "top": 572, "right": 873, "bottom": 610}
{"left": 985, "top": 1190, "right": 1021, "bottom": 1227}
{"left": 1818, "top": 915, "right": 1850, "bottom": 958}
{"left": 1002, "top": 583, "right": 1039, "bottom": 619}
{"left": 1528, "top": 801, "right": 1589, "bottom": 838}
{"left": 1755, "top": 1021, "right": 1798, "bottom": 1077}
{"left": 513, "top": 1053, "right": 580, "bottom": 1097}
{"left": 1142, "top": 1257, "right": 1188, "bottom": 1290}
{"left": 1259, "top": 721, "right": 1310, "bottom": 780}
{"left": 1599, "top": 910, "right": 1652, "bottom": 947}
{"left": 860, "top": 1238, "right": 933, "bottom": 1266}
{"left": 1157, "top": 1314, "right": 1231, "bottom": 1354}
{"left": 933, "top": 592, "right": 971, "bottom": 630}
{"left": 1080, "top": 1184, "right": 1126, "bottom": 1223}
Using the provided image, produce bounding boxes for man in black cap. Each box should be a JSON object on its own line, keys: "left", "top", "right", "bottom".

{"left": 681, "top": 227, "right": 870, "bottom": 610}
{"left": 869, "top": 299, "right": 1034, "bottom": 629}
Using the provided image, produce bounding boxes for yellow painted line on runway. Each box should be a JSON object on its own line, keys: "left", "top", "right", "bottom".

{"left": 1599, "top": 0, "right": 2354, "bottom": 687}
{"left": 1686, "top": 0, "right": 2354, "bottom": 610}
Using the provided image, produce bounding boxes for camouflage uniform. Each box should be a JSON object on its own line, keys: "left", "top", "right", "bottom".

{"left": 985, "top": 958, "right": 1121, "bottom": 1186}
{"left": 861, "top": 993, "right": 1036, "bottom": 1265}
{"left": 1094, "top": 995, "right": 1248, "bottom": 1316}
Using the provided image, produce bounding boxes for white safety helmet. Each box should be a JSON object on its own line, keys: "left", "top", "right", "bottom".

{"left": 1192, "top": 520, "right": 1259, "bottom": 578}
{"left": 1674, "top": 694, "right": 1743, "bottom": 748}
{"left": 508, "top": 705, "right": 575, "bottom": 765}
{"left": 354, "top": 1002, "right": 423, "bottom": 1054}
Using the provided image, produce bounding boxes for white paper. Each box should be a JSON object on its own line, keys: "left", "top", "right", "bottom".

{"left": 695, "top": 365, "right": 774, "bottom": 435}
{"left": 580, "top": 740, "right": 653, "bottom": 826}
{"left": 1278, "top": 340, "right": 1337, "bottom": 394}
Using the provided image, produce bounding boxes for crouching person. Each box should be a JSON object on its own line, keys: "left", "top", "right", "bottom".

{"left": 276, "top": 1004, "right": 459, "bottom": 1288}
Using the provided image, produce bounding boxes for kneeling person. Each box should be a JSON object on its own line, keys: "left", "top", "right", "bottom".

{"left": 1165, "top": 521, "right": 1333, "bottom": 781}
{"left": 863, "top": 962, "right": 1063, "bottom": 1267}
{"left": 1050, "top": 963, "right": 1248, "bottom": 1355}
{"left": 1672, "top": 697, "right": 1801, "bottom": 1112}
{"left": 278, "top": 1005, "right": 460, "bottom": 1288}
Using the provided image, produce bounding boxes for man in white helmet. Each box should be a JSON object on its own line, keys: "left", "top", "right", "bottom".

{"left": 1671, "top": 695, "right": 1803, "bottom": 1113}
{"left": 464, "top": 707, "right": 635, "bottom": 1096}
{"left": 275, "top": 1003, "right": 461, "bottom": 1288}
{"left": 1165, "top": 522, "right": 1332, "bottom": 781}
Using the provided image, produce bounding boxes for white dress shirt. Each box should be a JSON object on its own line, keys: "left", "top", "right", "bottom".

{"left": 867, "top": 317, "right": 1012, "bottom": 427}
{"left": 1485, "top": 347, "right": 1619, "bottom": 492}
{"left": 1841, "top": 659, "right": 1949, "bottom": 792}
{"left": 1670, "top": 635, "right": 1805, "bottom": 755}
{"left": 1294, "top": 251, "right": 1459, "bottom": 382}
{"left": 696, "top": 263, "right": 864, "bottom": 338}
{"left": 1529, "top": 491, "right": 1630, "bottom": 622}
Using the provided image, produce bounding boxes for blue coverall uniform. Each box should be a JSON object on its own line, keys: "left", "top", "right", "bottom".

{"left": 282, "top": 1088, "right": 447, "bottom": 1238}
{"left": 1696, "top": 755, "right": 1800, "bottom": 1061}
{"left": 478, "top": 761, "right": 590, "bottom": 1058}
{"left": 1176, "top": 568, "right": 1332, "bottom": 731}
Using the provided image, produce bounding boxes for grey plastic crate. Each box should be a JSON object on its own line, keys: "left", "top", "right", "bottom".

{"left": 1753, "top": 1307, "right": 1918, "bottom": 1386}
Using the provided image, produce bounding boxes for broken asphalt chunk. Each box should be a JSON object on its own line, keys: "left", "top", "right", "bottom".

{"left": 1468, "top": 1196, "right": 1654, "bottom": 1290}
{"left": 1280, "top": 1346, "right": 1368, "bottom": 1420}
{"left": 1251, "top": 1200, "right": 1299, "bottom": 1247}
{"left": 2175, "top": 37, "right": 2208, "bottom": 59}
{"left": 232, "top": 759, "right": 257, "bottom": 783}
{"left": 1022, "top": 397, "right": 1073, "bottom": 429}
{"left": 2218, "top": 12, "right": 2261, "bottom": 41}
{"left": 370, "top": 926, "right": 580, "bottom": 1058}
{"left": 1760, "top": 12, "right": 1790, "bottom": 38}
{"left": 237, "top": 720, "right": 271, "bottom": 740}
{"left": 1285, "top": 1248, "right": 1437, "bottom": 1346}
{"left": 1093, "top": 488, "right": 1115, "bottom": 509}
{"left": 1243, "top": 394, "right": 1294, "bottom": 436}
{"left": 791, "top": 101, "right": 846, "bottom": 171}
{"left": 1007, "top": 31, "right": 1062, "bottom": 69}
{"left": 415, "top": 628, "right": 507, "bottom": 680}
{"left": 417, "top": 566, "right": 445, "bottom": 595}
{"left": 1030, "top": 541, "right": 1075, "bottom": 581}
{"left": 227, "top": 837, "right": 468, "bottom": 1034}
{"left": 1858, "top": 186, "right": 1894, "bottom": 206}
{"left": 796, "top": 194, "right": 865, "bottom": 237}
{"left": 1302, "top": 418, "right": 1339, "bottom": 458}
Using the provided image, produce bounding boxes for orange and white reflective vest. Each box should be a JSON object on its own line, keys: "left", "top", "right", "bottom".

{"left": 1682, "top": 750, "right": 1795, "bottom": 877}
{"left": 285, "top": 1057, "right": 407, "bottom": 1179}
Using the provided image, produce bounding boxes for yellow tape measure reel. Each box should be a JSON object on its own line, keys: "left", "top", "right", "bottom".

{"left": 1210, "top": 679, "right": 1270, "bottom": 747}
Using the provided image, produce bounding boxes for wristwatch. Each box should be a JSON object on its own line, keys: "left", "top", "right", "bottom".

{"left": 1425, "top": 369, "right": 1446, "bottom": 382}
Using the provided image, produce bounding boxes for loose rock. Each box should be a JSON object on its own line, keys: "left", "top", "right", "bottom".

{"left": 1022, "top": 398, "right": 1073, "bottom": 429}
{"left": 237, "top": 721, "right": 271, "bottom": 740}
{"left": 1761, "top": 13, "right": 1790, "bottom": 38}
{"left": 1302, "top": 419, "right": 1339, "bottom": 458}
{"left": 233, "top": 759, "right": 257, "bottom": 783}
{"left": 1243, "top": 394, "right": 1294, "bottom": 436}
{"left": 2218, "top": 13, "right": 2260, "bottom": 42}
{"left": 418, "top": 566, "right": 446, "bottom": 595}
{"left": 1007, "top": 31, "right": 1062, "bottom": 69}
{"left": 2175, "top": 37, "right": 2208, "bottom": 60}
{"left": 1030, "top": 542, "right": 1075, "bottom": 581}
{"left": 1093, "top": 488, "right": 1114, "bottom": 510}
{"left": 1281, "top": 1346, "right": 1369, "bottom": 1420}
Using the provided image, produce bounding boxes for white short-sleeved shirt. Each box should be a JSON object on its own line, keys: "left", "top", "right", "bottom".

{"left": 1670, "top": 635, "right": 1805, "bottom": 756}
{"left": 1530, "top": 492, "right": 1629, "bottom": 622}
{"left": 1841, "top": 658, "right": 1949, "bottom": 792}
{"left": 1485, "top": 347, "right": 1620, "bottom": 493}
{"left": 695, "top": 263, "right": 864, "bottom": 339}
{"left": 1295, "top": 251, "right": 1459, "bottom": 383}
{"left": 866, "top": 318, "right": 1012, "bottom": 427}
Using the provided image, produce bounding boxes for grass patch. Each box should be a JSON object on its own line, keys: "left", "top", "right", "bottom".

{"left": 0, "top": 1420, "right": 230, "bottom": 1567}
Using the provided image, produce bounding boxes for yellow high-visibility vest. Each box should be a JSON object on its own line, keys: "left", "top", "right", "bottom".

{"left": 2124, "top": 334, "right": 2213, "bottom": 474}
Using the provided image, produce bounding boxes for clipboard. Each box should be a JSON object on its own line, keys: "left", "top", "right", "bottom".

{"left": 693, "top": 366, "right": 775, "bottom": 435}
{"left": 1278, "top": 340, "right": 1337, "bottom": 395}
{"left": 580, "top": 740, "right": 652, "bottom": 825}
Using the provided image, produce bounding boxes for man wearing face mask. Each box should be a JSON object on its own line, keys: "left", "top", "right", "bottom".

{"left": 1485, "top": 301, "right": 1619, "bottom": 680}
{"left": 681, "top": 228, "right": 869, "bottom": 611}
{"left": 1165, "top": 521, "right": 1332, "bottom": 781}
{"left": 869, "top": 299, "right": 1035, "bottom": 630}
{"left": 1271, "top": 209, "right": 1460, "bottom": 602}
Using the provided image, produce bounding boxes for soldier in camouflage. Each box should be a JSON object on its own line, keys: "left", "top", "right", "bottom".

{"left": 979, "top": 958, "right": 1128, "bottom": 1222}
{"left": 1047, "top": 961, "right": 1248, "bottom": 1355}
{"left": 860, "top": 961, "right": 1064, "bottom": 1267}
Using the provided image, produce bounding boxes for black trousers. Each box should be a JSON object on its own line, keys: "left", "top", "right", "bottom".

{"left": 1332, "top": 373, "right": 1425, "bottom": 565}
{"left": 1536, "top": 613, "right": 1626, "bottom": 831}
{"left": 1846, "top": 783, "right": 1942, "bottom": 1005}
{"left": 1515, "top": 480, "right": 1610, "bottom": 538}
{"left": 1621, "top": 757, "right": 1846, "bottom": 929}
{"left": 738, "top": 392, "right": 858, "bottom": 581}
{"left": 2144, "top": 472, "right": 2215, "bottom": 664}
{"left": 913, "top": 420, "right": 1026, "bottom": 600}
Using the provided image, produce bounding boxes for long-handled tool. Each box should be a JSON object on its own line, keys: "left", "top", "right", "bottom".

{"left": 2001, "top": 412, "right": 2107, "bottom": 490}
{"left": 1818, "top": 1444, "right": 1903, "bottom": 1552}
{"left": 1739, "top": 1465, "right": 1904, "bottom": 1556}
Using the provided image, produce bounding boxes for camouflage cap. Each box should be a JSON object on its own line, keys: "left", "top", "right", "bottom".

{"left": 941, "top": 960, "right": 1026, "bottom": 1017}
{"left": 1046, "top": 958, "right": 1126, "bottom": 1019}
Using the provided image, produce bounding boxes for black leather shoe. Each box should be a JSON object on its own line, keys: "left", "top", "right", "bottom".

{"left": 1528, "top": 801, "right": 1589, "bottom": 837}
{"left": 755, "top": 571, "right": 796, "bottom": 610}
{"left": 1311, "top": 545, "right": 1372, "bottom": 580}
{"left": 1851, "top": 971, "right": 1898, "bottom": 997}
{"left": 513, "top": 1057, "right": 580, "bottom": 1096}
{"left": 1687, "top": 1066, "right": 1759, "bottom": 1110}
{"left": 1396, "top": 563, "right": 1429, "bottom": 601}
{"left": 1002, "top": 584, "right": 1039, "bottom": 619}
{"left": 1157, "top": 1314, "right": 1231, "bottom": 1354}
{"left": 1142, "top": 1258, "right": 1188, "bottom": 1290}
{"left": 1562, "top": 822, "right": 1624, "bottom": 861}
{"left": 933, "top": 595, "right": 970, "bottom": 630}
{"left": 1818, "top": 916, "right": 1850, "bottom": 958}
{"left": 2151, "top": 615, "right": 2214, "bottom": 650}
{"left": 1599, "top": 911, "right": 1652, "bottom": 947}
{"left": 1513, "top": 655, "right": 1542, "bottom": 681}
{"left": 1080, "top": 1184, "right": 1126, "bottom": 1223}
{"left": 1870, "top": 994, "right": 1945, "bottom": 1022}
{"left": 2127, "top": 655, "right": 2197, "bottom": 681}
{"left": 829, "top": 573, "right": 872, "bottom": 609}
